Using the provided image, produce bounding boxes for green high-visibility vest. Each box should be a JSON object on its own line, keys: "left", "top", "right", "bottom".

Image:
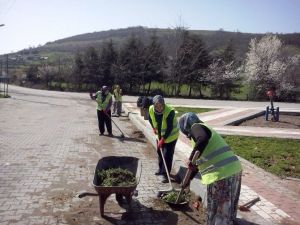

{"left": 149, "top": 104, "right": 179, "bottom": 143}
{"left": 191, "top": 123, "right": 242, "bottom": 185}
{"left": 114, "top": 89, "right": 122, "bottom": 101}
{"left": 95, "top": 92, "right": 112, "bottom": 111}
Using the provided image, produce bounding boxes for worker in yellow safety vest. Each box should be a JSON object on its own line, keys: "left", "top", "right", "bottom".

{"left": 179, "top": 112, "right": 242, "bottom": 225}
{"left": 90, "top": 86, "right": 113, "bottom": 136}
{"left": 149, "top": 95, "right": 179, "bottom": 183}
{"left": 112, "top": 85, "right": 122, "bottom": 117}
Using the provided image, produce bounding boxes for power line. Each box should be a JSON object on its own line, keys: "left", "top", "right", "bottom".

{"left": 0, "top": 0, "right": 16, "bottom": 20}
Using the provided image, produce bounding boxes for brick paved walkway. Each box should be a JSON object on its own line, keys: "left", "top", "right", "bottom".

{"left": 0, "top": 87, "right": 204, "bottom": 225}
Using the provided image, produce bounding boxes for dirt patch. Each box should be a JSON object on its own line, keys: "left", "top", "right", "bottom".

{"left": 239, "top": 115, "right": 300, "bottom": 129}
{"left": 131, "top": 130, "right": 145, "bottom": 138}
{"left": 62, "top": 193, "right": 206, "bottom": 225}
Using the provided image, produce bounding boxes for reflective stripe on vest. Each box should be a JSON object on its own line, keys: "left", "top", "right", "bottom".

{"left": 191, "top": 123, "right": 242, "bottom": 185}
{"left": 149, "top": 104, "right": 179, "bottom": 143}
{"left": 96, "top": 92, "right": 112, "bottom": 110}
{"left": 199, "top": 155, "right": 239, "bottom": 175}
{"left": 196, "top": 145, "right": 231, "bottom": 165}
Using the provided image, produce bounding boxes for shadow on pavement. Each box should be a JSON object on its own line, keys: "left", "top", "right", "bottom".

{"left": 117, "top": 136, "right": 146, "bottom": 143}
{"left": 102, "top": 199, "right": 179, "bottom": 225}
{"left": 101, "top": 133, "right": 146, "bottom": 143}
{"left": 235, "top": 218, "right": 261, "bottom": 225}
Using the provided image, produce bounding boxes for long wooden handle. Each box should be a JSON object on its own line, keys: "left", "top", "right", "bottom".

{"left": 175, "top": 151, "right": 200, "bottom": 204}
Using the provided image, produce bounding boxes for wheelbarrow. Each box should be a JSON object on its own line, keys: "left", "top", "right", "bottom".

{"left": 78, "top": 156, "right": 142, "bottom": 217}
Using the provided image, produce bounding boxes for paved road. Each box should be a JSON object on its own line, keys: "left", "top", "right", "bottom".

{"left": 0, "top": 86, "right": 204, "bottom": 225}
{"left": 8, "top": 85, "right": 300, "bottom": 110}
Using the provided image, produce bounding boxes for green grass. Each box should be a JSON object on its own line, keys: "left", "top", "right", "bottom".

{"left": 223, "top": 135, "right": 300, "bottom": 178}
{"left": 230, "top": 83, "right": 250, "bottom": 100}
{"left": 0, "top": 94, "right": 10, "bottom": 98}
{"left": 174, "top": 107, "right": 215, "bottom": 117}
{"left": 147, "top": 81, "right": 248, "bottom": 99}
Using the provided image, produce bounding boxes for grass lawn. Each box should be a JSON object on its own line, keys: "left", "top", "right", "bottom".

{"left": 223, "top": 135, "right": 300, "bottom": 178}
{"left": 174, "top": 107, "right": 216, "bottom": 117}
{"left": 0, "top": 94, "right": 10, "bottom": 98}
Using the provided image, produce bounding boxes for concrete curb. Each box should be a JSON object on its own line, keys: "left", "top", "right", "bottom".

{"left": 123, "top": 103, "right": 299, "bottom": 224}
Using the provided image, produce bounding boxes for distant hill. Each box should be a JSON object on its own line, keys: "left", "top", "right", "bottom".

{"left": 15, "top": 26, "right": 300, "bottom": 61}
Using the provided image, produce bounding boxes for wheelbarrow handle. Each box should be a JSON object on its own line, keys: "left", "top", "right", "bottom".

{"left": 78, "top": 192, "right": 99, "bottom": 198}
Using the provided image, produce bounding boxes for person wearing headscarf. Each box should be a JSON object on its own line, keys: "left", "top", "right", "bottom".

{"left": 179, "top": 112, "right": 242, "bottom": 225}
{"left": 90, "top": 86, "right": 113, "bottom": 136}
{"left": 148, "top": 95, "right": 179, "bottom": 183}
{"left": 112, "top": 85, "right": 122, "bottom": 117}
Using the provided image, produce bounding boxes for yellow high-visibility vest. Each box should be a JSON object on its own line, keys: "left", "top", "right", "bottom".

{"left": 96, "top": 92, "right": 112, "bottom": 111}
{"left": 149, "top": 104, "right": 179, "bottom": 143}
{"left": 114, "top": 89, "right": 122, "bottom": 101}
{"left": 191, "top": 123, "right": 242, "bottom": 185}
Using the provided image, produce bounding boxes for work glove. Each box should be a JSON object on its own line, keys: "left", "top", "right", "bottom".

{"left": 89, "top": 93, "right": 95, "bottom": 100}
{"left": 157, "top": 138, "right": 165, "bottom": 149}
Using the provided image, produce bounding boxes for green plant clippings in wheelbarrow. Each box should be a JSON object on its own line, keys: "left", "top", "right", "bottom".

{"left": 96, "top": 167, "right": 137, "bottom": 187}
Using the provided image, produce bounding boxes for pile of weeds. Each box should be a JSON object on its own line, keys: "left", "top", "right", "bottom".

{"left": 162, "top": 191, "right": 189, "bottom": 204}
{"left": 96, "top": 167, "right": 136, "bottom": 187}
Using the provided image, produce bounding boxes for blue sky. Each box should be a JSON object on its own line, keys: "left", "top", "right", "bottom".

{"left": 0, "top": 0, "right": 299, "bottom": 54}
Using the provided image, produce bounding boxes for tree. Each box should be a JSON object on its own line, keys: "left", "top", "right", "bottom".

{"left": 171, "top": 31, "right": 210, "bottom": 97}
{"left": 99, "top": 40, "right": 118, "bottom": 88}
{"left": 143, "top": 33, "right": 166, "bottom": 95}
{"left": 206, "top": 40, "right": 241, "bottom": 99}
{"left": 244, "top": 34, "right": 299, "bottom": 100}
{"left": 222, "top": 39, "right": 235, "bottom": 63}
{"left": 72, "top": 52, "right": 85, "bottom": 90}
{"left": 206, "top": 60, "right": 241, "bottom": 99}
{"left": 185, "top": 34, "right": 211, "bottom": 97}
{"left": 82, "top": 47, "right": 100, "bottom": 89}
{"left": 118, "top": 35, "right": 145, "bottom": 94}
{"left": 26, "top": 65, "right": 39, "bottom": 82}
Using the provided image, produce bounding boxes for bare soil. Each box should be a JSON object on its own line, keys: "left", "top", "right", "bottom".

{"left": 239, "top": 115, "right": 300, "bottom": 129}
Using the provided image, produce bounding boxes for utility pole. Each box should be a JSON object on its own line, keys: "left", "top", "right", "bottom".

{"left": 58, "top": 56, "right": 61, "bottom": 78}
{"left": 5, "top": 54, "right": 8, "bottom": 96}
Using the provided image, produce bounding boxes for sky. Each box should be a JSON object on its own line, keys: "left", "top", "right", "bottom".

{"left": 0, "top": 0, "right": 299, "bottom": 55}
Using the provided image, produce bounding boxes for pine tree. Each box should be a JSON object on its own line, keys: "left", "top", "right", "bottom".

{"left": 82, "top": 47, "right": 100, "bottom": 89}
{"left": 118, "top": 35, "right": 145, "bottom": 94}
{"left": 143, "top": 33, "right": 166, "bottom": 95}
{"left": 172, "top": 31, "right": 210, "bottom": 97}
{"left": 99, "top": 40, "right": 118, "bottom": 88}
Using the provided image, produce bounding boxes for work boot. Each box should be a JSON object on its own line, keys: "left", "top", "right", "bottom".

{"left": 99, "top": 133, "right": 104, "bottom": 136}
{"left": 161, "top": 177, "right": 168, "bottom": 183}
{"left": 154, "top": 170, "right": 162, "bottom": 175}
{"left": 156, "top": 191, "right": 164, "bottom": 198}
{"left": 108, "top": 133, "right": 113, "bottom": 137}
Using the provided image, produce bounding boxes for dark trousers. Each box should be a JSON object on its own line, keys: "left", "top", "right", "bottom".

{"left": 97, "top": 110, "right": 112, "bottom": 134}
{"left": 157, "top": 139, "right": 177, "bottom": 175}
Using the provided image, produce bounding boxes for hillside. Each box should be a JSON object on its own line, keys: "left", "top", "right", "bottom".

{"left": 22, "top": 26, "right": 300, "bottom": 60}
